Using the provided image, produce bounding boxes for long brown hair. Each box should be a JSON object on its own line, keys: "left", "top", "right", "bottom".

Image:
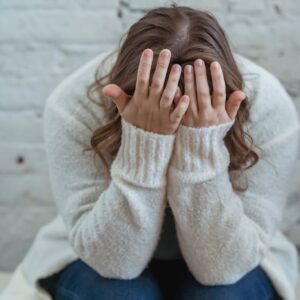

{"left": 85, "top": 5, "right": 260, "bottom": 192}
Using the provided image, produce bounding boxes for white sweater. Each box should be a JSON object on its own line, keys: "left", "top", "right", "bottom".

{"left": 1, "top": 48, "right": 300, "bottom": 300}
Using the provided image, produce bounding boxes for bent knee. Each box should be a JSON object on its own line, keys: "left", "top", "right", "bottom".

{"left": 175, "top": 266, "right": 278, "bottom": 300}
{"left": 57, "top": 259, "right": 163, "bottom": 300}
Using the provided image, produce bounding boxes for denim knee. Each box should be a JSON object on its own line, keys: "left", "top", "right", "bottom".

{"left": 173, "top": 265, "right": 279, "bottom": 300}
{"left": 53, "top": 259, "right": 163, "bottom": 300}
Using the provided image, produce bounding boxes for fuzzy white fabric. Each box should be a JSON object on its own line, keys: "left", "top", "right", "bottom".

{"left": 1, "top": 48, "right": 300, "bottom": 300}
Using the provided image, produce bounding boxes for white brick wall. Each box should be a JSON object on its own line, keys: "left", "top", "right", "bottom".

{"left": 1, "top": 0, "right": 300, "bottom": 271}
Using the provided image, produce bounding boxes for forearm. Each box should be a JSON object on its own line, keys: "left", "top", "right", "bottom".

{"left": 167, "top": 121, "right": 299, "bottom": 285}
{"left": 67, "top": 117, "right": 175, "bottom": 279}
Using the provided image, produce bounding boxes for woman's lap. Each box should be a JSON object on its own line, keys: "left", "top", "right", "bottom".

{"left": 39, "top": 258, "right": 282, "bottom": 300}
{"left": 39, "top": 259, "right": 163, "bottom": 300}
{"left": 149, "top": 259, "right": 281, "bottom": 300}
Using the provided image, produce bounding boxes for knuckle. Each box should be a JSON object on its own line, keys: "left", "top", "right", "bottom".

{"left": 151, "top": 78, "right": 161, "bottom": 90}
{"left": 200, "top": 103, "right": 210, "bottom": 112}
{"left": 162, "top": 92, "right": 172, "bottom": 102}
{"left": 141, "top": 61, "right": 149, "bottom": 69}
{"left": 171, "top": 74, "right": 179, "bottom": 83}
{"left": 138, "top": 77, "right": 147, "bottom": 86}
{"left": 214, "top": 90, "right": 225, "bottom": 97}
{"left": 158, "top": 61, "right": 168, "bottom": 69}
{"left": 173, "top": 113, "right": 181, "bottom": 121}
{"left": 197, "top": 90, "right": 209, "bottom": 98}
{"left": 160, "top": 99, "right": 170, "bottom": 108}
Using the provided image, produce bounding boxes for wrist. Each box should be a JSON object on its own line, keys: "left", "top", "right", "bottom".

{"left": 110, "top": 117, "right": 176, "bottom": 188}
{"left": 168, "top": 120, "right": 234, "bottom": 183}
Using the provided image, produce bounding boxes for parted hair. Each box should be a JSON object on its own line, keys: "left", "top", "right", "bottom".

{"left": 85, "top": 4, "right": 260, "bottom": 192}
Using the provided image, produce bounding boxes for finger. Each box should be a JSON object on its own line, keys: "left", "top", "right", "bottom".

{"left": 135, "top": 48, "right": 153, "bottom": 103}
{"left": 211, "top": 61, "right": 226, "bottom": 109}
{"left": 160, "top": 64, "right": 182, "bottom": 109}
{"left": 194, "top": 59, "right": 211, "bottom": 110}
{"left": 149, "top": 49, "right": 171, "bottom": 101}
{"left": 174, "top": 86, "right": 182, "bottom": 106}
{"left": 226, "top": 90, "right": 246, "bottom": 120}
{"left": 102, "top": 83, "right": 130, "bottom": 113}
{"left": 184, "top": 64, "right": 198, "bottom": 114}
{"left": 171, "top": 86, "right": 182, "bottom": 111}
{"left": 170, "top": 95, "right": 190, "bottom": 124}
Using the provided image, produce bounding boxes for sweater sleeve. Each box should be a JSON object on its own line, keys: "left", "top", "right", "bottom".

{"left": 167, "top": 109, "right": 300, "bottom": 285}
{"left": 43, "top": 101, "right": 176, "bottom": 279}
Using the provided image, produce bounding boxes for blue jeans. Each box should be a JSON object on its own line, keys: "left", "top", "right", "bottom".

{"left": 39, "top": 258, "right": 282, "bottom": 300}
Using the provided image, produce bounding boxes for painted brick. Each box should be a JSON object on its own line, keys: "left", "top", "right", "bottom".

{"left": 1, "top": 0, "right": 300, "bottom": 272}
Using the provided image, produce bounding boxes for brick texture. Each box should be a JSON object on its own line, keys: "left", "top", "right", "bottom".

{"left": 0, "top": 0, "right": 300, "bottom": 271}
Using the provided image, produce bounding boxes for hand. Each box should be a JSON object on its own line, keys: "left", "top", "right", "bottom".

{"left": 174, "top": 59, "right": 245, "bottom": 128}
{"left": 102, "top": 49, "right": 190, "bottom": 135}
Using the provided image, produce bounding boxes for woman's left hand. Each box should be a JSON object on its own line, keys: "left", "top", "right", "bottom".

{"left": 174, "top": 59, "right": 246, "bottom": 128}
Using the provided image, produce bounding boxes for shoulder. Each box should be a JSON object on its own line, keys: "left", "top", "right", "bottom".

{"left": 43, "top": 47, "right": 118, "bottom": 132}
{"left": 233, "top": 53, "right": 300, "bottom": 146}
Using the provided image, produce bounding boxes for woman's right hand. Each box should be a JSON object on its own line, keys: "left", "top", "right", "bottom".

{"left": 102, "top": 48, "right": 190, "bottom": 135}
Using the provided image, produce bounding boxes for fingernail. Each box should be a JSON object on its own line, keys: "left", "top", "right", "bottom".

{"left": 162, "top": 49, "right": 171, "bottom": 58}
{"left": 174, "top": 64, "right": 181, "bottom": 72}
{"left": 144, "top": 49, "right": 152, "bottom": 57}
{"left": 195, "top": 59, "right": 203, "bottom": 67}
{"left": 183, "top": 95, "right": 189, "bottom": 102}
{"left": 186, "top": 65, "right": 192, "bottom": 73}
{"left": 212, "top": 61, "right": 219, "bottom": 70}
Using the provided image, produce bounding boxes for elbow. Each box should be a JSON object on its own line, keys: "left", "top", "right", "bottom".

{"left": 68, "top": 227, "right": 149, "bottom": 280}
{"left": 191, "top": 266, "right": 255, "bottom": 286}
{"left": 185, "top": 245, "right": 268, "bottom": 286}
{"left": 91, "top": 256, "right": 148, "bottom": 280}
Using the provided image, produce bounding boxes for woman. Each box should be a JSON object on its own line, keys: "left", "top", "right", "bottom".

{"left": 1, "top": 5, "right": 299, "bottom": 300}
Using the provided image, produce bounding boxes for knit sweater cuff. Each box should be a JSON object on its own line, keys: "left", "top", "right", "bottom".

{"left": 168, "top": 119, "right": 235, "bottom": 184}
{"left": 110, "top": 117, "right": 176, "bottom": 188}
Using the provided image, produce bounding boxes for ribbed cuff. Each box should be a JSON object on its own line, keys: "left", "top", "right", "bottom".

{"left": 168, "top": 119, "right": 234, "bottom": 183}
{"left": 110, "top": 117, "right": 176, "bottom": 188}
